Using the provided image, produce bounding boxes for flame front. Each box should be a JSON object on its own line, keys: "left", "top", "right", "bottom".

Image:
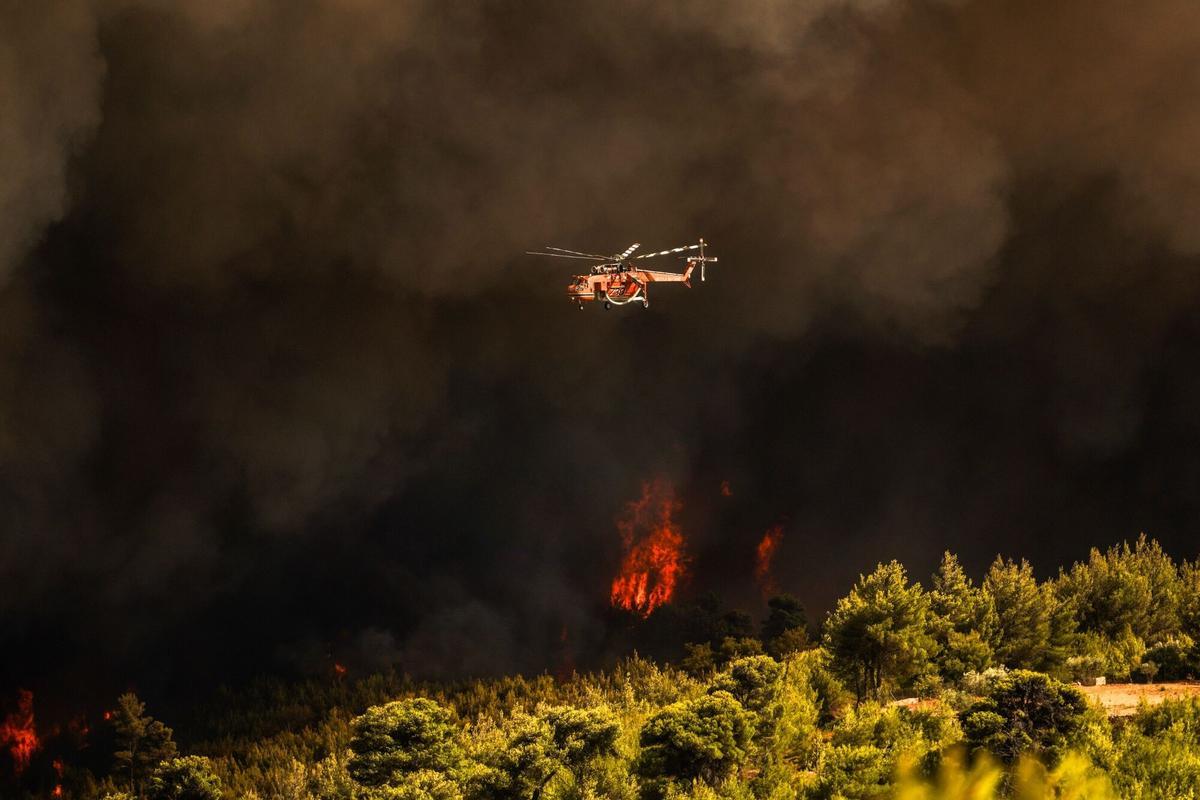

{"left": 610, "top": 480, "right": 686, "bottom": 617}
{"left": 755, "top": 525, "right": 784, "bottom": 597}
{"left": 1, "top": 690, "right": 39, "bottom": 774}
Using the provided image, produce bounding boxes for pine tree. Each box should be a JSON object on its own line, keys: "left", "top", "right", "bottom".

{"left": 112, "top": 693, "right": 177, "bottom": 800}
{"left": 1179, "top": 560, "right": 1200, "bottom": 639}
{"left": 929, "top": 552, "right": 996, "bottom": 678}
{"left": 1056, "top": 535, "right": 1180, "bottom": 643}
{"left": 636, "top": 692, "right": 754, "bottom": 791}
{"left": 348, "top": 698, "right": 462, "bottom": 789}
{"left": 823, "top": 561, "right": 937, "bottom": 701}
{"left": 983, "top": 557, "right": 1053, "bottom": 670}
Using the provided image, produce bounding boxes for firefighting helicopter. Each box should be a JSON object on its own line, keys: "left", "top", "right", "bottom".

{"left": 526, "top": 239, "right": 717, "bottom": 310}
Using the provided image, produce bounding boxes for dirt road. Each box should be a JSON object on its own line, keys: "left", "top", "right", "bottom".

{"left": 1077, "top": 682, "right": 1200, "bottom": 717}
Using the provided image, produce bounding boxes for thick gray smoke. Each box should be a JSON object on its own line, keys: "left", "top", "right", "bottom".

{"left": 0, "top": 0, "right": 102, "bottom": 285}
{"left": 4, "top": 0, "right": 1200, "bottom": 695}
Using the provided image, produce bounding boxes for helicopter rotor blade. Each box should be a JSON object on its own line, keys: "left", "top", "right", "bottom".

{"left": 634, "top": 244, "right": 701, "bottom": 260}
{"left": 616, "top": 242, "right": 641, "bottom": 260}
{"left": 543, "top": 246, "right": 611, "bottom": 259}
{"left": 526, "top": 251, "right": 609, "bottom": 260}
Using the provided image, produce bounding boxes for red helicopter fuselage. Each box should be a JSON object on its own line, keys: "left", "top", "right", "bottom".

{"left": 567, "top": 262, "right": 700, "bottom": 309}
{"left": 526, "top": 239, "right": 716, "bottom": 310}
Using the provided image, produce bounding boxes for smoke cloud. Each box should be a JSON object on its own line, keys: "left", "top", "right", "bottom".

{"left": 4, "top": 0, "right": 1200, "bottom": 703}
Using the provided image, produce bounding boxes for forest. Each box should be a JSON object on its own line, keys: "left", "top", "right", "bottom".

{"left": 11, "top": 534, "right": 1200, "bottom": 800}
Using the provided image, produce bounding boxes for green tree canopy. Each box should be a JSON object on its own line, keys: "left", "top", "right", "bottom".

{"left": 983, "top": 558, "right": 1061, "bottom": 670}
{"left": 823, "top": 561, "right": 937, "bottom": 701}
{"left": 145, "top": 756, "right": 222, "bottom": 800}
{"left": 349, "top": 698, "right": 463, "bottom": 789}
{"left": 1056, "top": 535, "right": 1180, "bottom": 644}
{"left": 112, "top": 692, "right": 178, "bottom": 799}
{"left": 470, "top": 713, "right": 560, "bottom": 800}
{"left": 708, "top": 655, "right": 783, "bottom": 714}
{"left": 467, "top": 705, "right": 621, "bottom": 800}
{"left": 540, "top": 705, "right": 621, "bottom": 781}
{"left": 636, "top": 692, "right": 755, "bottom": 794}
{"left": 1179, "top": 561, "right": 1200, "bottom": 641}
{"left": 959, "top": 670, "right": 1090, "bottom": 764}
{"left": 929, "top": 552, "right": 996, "bottom": 678}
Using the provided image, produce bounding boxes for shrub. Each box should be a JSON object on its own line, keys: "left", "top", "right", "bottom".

{"left": 1144, "top": 637, "right": 1197, "bottom": 681}
{"left": 958, "top": 671, "right": 1090, "bottom": 765}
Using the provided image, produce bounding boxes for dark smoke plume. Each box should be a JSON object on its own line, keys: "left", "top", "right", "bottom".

{"left": 4, "top": 0, "right": 1200, "bottom": 704}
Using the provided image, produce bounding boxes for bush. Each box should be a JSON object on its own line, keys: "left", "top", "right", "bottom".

{"left": 1144, "top": 637, "right": 1197, "bottom": 681}
{"left": 1113, "top": 698, "right": 1200, "bottom": 799}
{"left": 810, "top": 744, "right": 893, "bottom": 800}
{"left": 958, "top": 671, "right": 1090, "bottom": 765}
{"left": 1068, "top": 629, "right": 1147, "bottom": 682}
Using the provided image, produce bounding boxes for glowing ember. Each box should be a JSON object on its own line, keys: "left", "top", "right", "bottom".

{"left": 720, "top": 480, "right": 732, "bottom": 497}
{"left": 755, "top": 525, "right": 784, "bottom": 597}
{"left": 610, "top": 480, "right": 687, "bottom": 617}
{"left": 1, "top": 690, "right": 39, "bottom": 774}
{"left": 69, "top": 715, "right": 89, "bottom": 741}
{"left": 333, "top": 663, "right": 347, "bottom": 678}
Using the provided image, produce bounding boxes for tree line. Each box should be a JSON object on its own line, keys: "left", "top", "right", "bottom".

{"left": 17, "top": 534, "right": 1200, "bottom": 800}
{"left": 823, "top": 534, "right": 1200, "bottom": 701}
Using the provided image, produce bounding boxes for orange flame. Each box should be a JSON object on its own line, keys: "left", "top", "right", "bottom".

{"left": 1, "top": 690, "right": 39, "bottom": 774}
{"left": 333, "top": 663, "right": 347, "bottom": 678}
{"left": 755, "top": 525, "right": 784, "bottom": 597}
{"left": 610, "top": 480, "right": 687, "bottom": 617}
{"left": 720, "top": 480, "right": 732, "bottom": 497}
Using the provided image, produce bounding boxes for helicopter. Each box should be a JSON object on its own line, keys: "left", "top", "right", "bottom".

{"left": 526, "top": 239, "right": 717, "bottom": 310}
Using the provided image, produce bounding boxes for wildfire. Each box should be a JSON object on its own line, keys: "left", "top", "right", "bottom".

{"left": 1, "top": 690, "right": 39, "bottom": 774}
{"left": 610, "top": 480, "right": 687, "bottom": 617}
{"left": 755, "top": 525, "right": 784, "bottom": 597}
